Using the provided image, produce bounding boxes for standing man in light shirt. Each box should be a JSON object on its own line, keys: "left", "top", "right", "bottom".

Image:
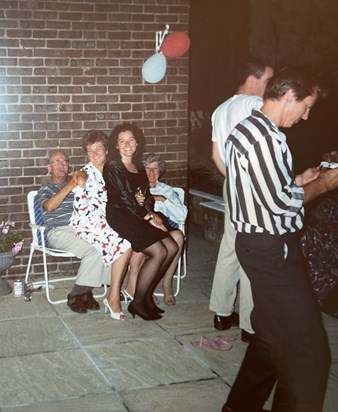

{"left": 209, "top": 58, "right": 273, "bottom": 342}
{"left": 222, "top": 66, "right": 336, "bottom": 412}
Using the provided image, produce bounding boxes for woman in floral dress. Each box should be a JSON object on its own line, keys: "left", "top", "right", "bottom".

{"left": 70, "top": 130, "right": 132, "bottom": 320}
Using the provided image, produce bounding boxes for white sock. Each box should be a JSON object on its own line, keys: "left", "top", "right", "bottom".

{"left": 216, "top": 312, "right": 232, "bottom": 317}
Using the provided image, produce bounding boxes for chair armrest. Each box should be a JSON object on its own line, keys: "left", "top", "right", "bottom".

{"left": 29, "top": 223, "right": 47, "bottom": 232}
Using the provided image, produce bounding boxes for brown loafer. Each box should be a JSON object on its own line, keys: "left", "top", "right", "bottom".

{"left": 214, "top": 313, "right": 239, "bottom": 330}
{"left": 82, "top": 291, "right": 100, "bottom": 310}
{"left": 67, "top": 294, "right": 87, "bottom": 313}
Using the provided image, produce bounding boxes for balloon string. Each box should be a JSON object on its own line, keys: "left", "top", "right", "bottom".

{"left": 156, "top": 24, "right": 170, "bottom": 52}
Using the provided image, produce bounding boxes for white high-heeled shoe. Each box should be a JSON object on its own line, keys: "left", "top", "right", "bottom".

{"left": 121, "top": 289, "right": 134, "bottom": 305}
{"left": 103, "top": 298, "right": 125, "bottom": 321}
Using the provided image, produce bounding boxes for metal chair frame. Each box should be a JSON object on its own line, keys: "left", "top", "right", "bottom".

{"left": 154, "top": 187, "right": 187, "bottom": 298}
{"left": 25, "top": 190, "right": 107, "bottom": 305}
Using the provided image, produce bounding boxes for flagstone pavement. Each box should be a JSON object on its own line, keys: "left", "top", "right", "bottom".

{"left": 0, "top": 223, "right": 337, "bottom": 412}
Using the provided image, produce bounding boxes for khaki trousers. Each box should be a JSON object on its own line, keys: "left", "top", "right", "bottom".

{"left": 209, "top": 179, "right": 254, "bottom": 332}
{"left": 47, "top": 226, "right": 111, "bottom": 287}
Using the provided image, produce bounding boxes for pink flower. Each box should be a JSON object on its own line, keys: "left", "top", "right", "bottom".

{"left": 0, "top": 215, "right": 23, "bottom": 253}
{"left": 12, "top": 241, "right": 23, "bottom": 255}
{"left": 2, "top": 226, "right": 9, "bottom": 234}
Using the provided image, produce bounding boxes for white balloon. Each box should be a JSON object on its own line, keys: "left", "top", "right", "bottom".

{"left": 142, "top": 52, "right": 167, "bottom": 83}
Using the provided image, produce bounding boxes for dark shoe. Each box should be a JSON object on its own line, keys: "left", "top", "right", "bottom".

{"left": 82, "top": 291, "right": 100, "bottom": 310}
{"left": 67, "top": 294, "right": 87, "bottom": 314}
{"left": 148, "top": 297, "right": 165, "bottom": 314}
{"left": 149, "top": 304, "right": 165, "bottom": 314}
{"left": 214, "top": 313, "right": 239, "bottom": 330}
{"left": 241, "top": 329, "right": 255, "bottom": 343}
{"left": 128, "top": 301, "right": 162, "bottom": 321}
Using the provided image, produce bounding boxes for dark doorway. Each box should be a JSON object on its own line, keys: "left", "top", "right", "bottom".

{"left": 188, "top": 1, "right": 338, "bottom": 196}
{"left": 188, "top": 0, "right": 251, "bottom": 196}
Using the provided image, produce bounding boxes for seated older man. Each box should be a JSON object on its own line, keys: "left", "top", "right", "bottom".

{"left": 37, "top": 150, "right": 110, "bottom": 313}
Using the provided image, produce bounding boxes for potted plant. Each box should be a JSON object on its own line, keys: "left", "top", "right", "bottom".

{"left": 0, "top": 215, "right": 23, "bottom": 296}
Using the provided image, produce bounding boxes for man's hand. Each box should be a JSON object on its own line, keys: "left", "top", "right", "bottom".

{"left": 318, "top": 167, "right": 338, "bottom": 192}
{"left": 295, "top": 166, "right": 320, "bottom": 186}
{"left": 303, "top": 167, "right": 338, "bottom": 204}
{"left": 72, "top": 170, "right": 88, "bottom": 188}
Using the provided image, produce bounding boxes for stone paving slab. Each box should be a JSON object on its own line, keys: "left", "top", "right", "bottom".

{"left": 323, "top": 313, "right": 338, "bottom": 362}
{"left": 61, "top": 310, "right": 169, "bottom": 346}
{"left": 0, "top": 317, "right": 78, "bottom": 358}
{"left": 122, "top": 378, "right": 229, "bottom": 412}
{"left": 177, "top": 329, "right": 246, "bottom": 385}
{"left": 86, "top": 338, "right": 216, "bottom": 392}
{"left": 1, "top": 393, "right": 127, "bottom": 412}
{"left": 155, "top": 302, "right": 218, "bottom": 337}
{"left": 0, "top": 291, "right": 56, "bottom": 320}
{"left": 0, "top": 349, "right": 112, "bottom": 407}
{"left": 324, "top": 362, "right": 338, "bottom": 412}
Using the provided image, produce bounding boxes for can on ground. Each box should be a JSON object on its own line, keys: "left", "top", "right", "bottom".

{"left": 13, "top": 280, "right": 23, "bottom": 297}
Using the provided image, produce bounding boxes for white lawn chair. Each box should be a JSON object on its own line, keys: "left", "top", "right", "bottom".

{"left": 154, "top": 187, "right": 187, "bottom": 298}
{"left": 25, "top": 190, "right": 107, "bottom": 305}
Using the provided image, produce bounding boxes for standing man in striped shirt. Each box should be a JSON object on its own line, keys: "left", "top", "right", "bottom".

{"left": 222, "top": 66, "right": 338, "bottom": 412}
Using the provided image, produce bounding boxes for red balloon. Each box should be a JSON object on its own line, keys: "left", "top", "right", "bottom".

{"left": 161, "top": 32, "right": 191, "bottom": 58}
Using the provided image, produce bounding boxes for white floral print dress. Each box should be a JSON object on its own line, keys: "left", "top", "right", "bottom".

{"left": 69, "top": 162, "right": 131, "bottom": 266}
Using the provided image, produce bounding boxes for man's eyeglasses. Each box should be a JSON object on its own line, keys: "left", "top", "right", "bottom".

{"left": 50, "top": 160, "right": 69, "bottom": 165}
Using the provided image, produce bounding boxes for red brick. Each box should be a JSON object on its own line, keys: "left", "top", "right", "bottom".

{"left": 0, "top": 0, "right": 189, "bottom": 277}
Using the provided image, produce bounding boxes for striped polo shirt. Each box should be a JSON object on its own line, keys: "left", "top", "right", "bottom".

{"left": 37, "top": 181, "right": 74, "bottom": 231}
{"left": 225, "top": 109, "right": 305, "bottom": 235}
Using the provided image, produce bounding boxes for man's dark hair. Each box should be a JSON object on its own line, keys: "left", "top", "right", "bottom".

{"left": 237, "top": 57, "right": 269, "bottom": 86}
{"left": 263, "top": 66, "right": 325, "bottom": 101}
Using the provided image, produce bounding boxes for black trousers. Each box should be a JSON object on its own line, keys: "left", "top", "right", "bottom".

{"left": 226, "top": 232, "right": 331, "bottom": 412}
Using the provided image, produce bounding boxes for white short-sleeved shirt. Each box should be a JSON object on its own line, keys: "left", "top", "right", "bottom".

{"left": 211, "top": 94, "right": 263, "bottom": 164}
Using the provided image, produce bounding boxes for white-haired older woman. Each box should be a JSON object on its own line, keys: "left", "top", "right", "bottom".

{"left": 123, "top": 153, "right": 187, "bottom": 306}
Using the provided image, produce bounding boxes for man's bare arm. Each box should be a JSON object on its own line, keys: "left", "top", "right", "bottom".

{"left": 303, "top": 168, "right": 338, "bottom": 205}
{"left": 211, "top": 141, "right": 226, "bottom": 177}
{"left": 295, "top": 166, "right": 320, "bottom": 186}
{"left": 43, "top": 170, "right": 88, "bottom": 211}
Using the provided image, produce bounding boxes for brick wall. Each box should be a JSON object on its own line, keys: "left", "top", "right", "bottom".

{"left": 0, "top": 0, "right": 190, "bottom": 278}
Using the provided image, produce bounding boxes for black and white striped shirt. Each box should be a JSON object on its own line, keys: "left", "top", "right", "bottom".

{"left": 225, "top": 109, "right": 305, "bottom": 235}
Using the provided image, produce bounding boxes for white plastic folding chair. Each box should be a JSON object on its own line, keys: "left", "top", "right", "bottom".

{"left": 25, "top": 190, "right": 107, "bottom": 305}
{"left": 154, "top": 187, "right": 187, "bottom": 298}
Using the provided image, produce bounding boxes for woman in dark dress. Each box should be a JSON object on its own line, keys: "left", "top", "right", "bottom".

{"left": 300, "top": 149, "right": 338, "bottom": 318}
{"left": 103, "top": 123, "right": 179, "bottom": 320}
